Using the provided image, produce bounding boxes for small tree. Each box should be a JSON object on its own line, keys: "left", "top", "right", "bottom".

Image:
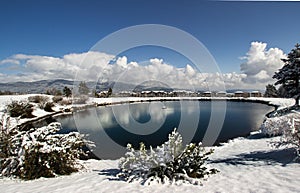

{"left": 273, "top": 43, "right": 300, "bottom": 105}
{"left": 78, "top": 82, "right": 89, "bottom": 95}
{"left": 264, "top": 84, "right": 278, "bottom": 97}
{"left": 63, "top": 86, "right": 72, "bottom": 97}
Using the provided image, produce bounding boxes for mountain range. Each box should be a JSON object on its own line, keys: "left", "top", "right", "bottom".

{"left": 0, "top": 79, "right": 262, "bottom": 94}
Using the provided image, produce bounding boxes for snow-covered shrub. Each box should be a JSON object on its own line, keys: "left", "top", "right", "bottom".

{"left": 6, "top": 101, "right": 34, "bottom": 118}
{"left": 273, "top": 118, "right": 300, "bottom": 157}
{"left": 0, "top": 115, "right": 15, "bottom": 161}
{"left": 261, "top": 116, "right": 293, "bottom": 136}
{"left": 262, "top": 114, "right": 300, "bottom": 157}
{"left": 28, "top": 95, "right": 49, "bottom": 104}
{"left": 59, "top": 99, "right": 72, "bottom": 106}
{"left": 0, "top": 115, "right": 93, "bottom": 180}
{"left": 0, "top": 115, "right": 21, "bottom": 176}
{"left": 73, "top": 95, "right": 89, "bottom": 104}
{"left": 118, "top": 129, "right": 218, "bottom": 185}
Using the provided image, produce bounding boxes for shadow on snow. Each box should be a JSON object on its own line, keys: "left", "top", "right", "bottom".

{"left": 210, "top": 148, "right": 298, "bottom": 166}
{"left": 95, "top": 169, "right": 122, "bottom": 181}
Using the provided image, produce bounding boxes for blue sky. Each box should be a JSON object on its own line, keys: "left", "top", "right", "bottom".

{"left": 0, "top": 0, "right": 299, "bottom": 89}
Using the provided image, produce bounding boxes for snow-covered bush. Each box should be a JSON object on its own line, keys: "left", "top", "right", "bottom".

{"left": 6, "top": 101, "right": 34, "bottom": 118}
{"left": 59, "top": 99, "right": 72, "bottom": 106}
{"left": 73, "top": 95, "right": 89, "bottom": 104}
{"left": 0, "top": 115, "right": 21, "bottom": 176}
{"left": 0, "top": 115, "right": 93, "bottom": 180}
{"left": 261, "top": 116, "right": 293, "bottom": 136}
{"left": 118, "top": 129, "right": 218, "bottom": 185}
{"left": 28, "top": 95, "right": 49, "bottom": 104}
{"left": 273, "top": 118, "right": 300, "bottom": 157}
{"left": 261, "top": 115, "right": 300, "bottom": 157}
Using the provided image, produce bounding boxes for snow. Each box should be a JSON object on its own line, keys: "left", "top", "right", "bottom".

{"left": 1, "top": 135, "right": 299, "bottom": 193}
{"left": 0, "top": 95, "right": 299, "bottom": 192}
{"left": 249, "top": 97, "right": 295, "bottom": 110}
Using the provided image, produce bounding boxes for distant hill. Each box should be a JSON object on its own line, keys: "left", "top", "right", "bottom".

{"left": 132, "top": 80, "right": 173, "bottom": 92}
{"left": 0, "top": 79, "right": 173, "bottom": 94}
{"left": 0, "top": 79, "right": 263, "bottom": 94}
{"left": 0, "top": 79, "right": 92, "bottom": 94}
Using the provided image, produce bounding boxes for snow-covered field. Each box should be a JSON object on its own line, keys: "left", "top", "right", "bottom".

{"left": 0, "top": 95, "right": 299, "bottom": 193}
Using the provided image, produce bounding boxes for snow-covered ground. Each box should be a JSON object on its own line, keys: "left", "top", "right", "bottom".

{"left": 1, "top": 135, "right": 299, "bottom": 193}
{"left": 0, "top": 95, "right": 299, "bottom": 193}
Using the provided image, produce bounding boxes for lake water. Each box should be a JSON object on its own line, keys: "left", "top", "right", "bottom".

{"left": 57, "top": 100, "right": 274, "bottom": 159}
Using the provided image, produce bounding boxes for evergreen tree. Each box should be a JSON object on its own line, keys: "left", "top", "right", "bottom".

{"left": 63, "top": 86, "right": 72, "bottom": 97}
{"left": 78, "top": 81, "right": 89, "bottom": 95}
{"left": 273, "top": 43, "right": 300, "bottom": 105}
{"left": 264, "top": 84, "right": 278, "bottom": 97}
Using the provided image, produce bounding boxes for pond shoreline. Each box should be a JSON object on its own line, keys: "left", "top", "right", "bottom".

{"left": 16, "top": 96, "right": 292, "bottom": 132}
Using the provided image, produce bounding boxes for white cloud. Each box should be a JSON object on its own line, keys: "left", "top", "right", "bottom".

{"left": 0, "top": 52, "right": 235, "bottom": 90}
{"left": 0, "top": 52, "right": 115, "bottom": 82}
{"left": 0, "top": 59, "right": 20, "bottom": 65}
{"left": 185, "top": 64, "right": 196, "bottom": 77}
{"left": 240, "top": 41, "right": 286, "bottom": 86}
{"left": 0, "top": 42, "right": 287, "bottom": 91}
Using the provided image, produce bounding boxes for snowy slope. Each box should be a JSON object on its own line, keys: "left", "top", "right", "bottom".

{"left": 0, "top": 95, "right": 299, "bottom": 193}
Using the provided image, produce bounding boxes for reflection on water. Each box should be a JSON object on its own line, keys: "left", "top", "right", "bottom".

{"left": 57, "top": 101, "right": 274, "bottom": 159}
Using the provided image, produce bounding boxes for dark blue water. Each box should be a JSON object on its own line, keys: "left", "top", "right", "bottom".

{"left": 57, "top": 101, "right": 273, "bottom": 159}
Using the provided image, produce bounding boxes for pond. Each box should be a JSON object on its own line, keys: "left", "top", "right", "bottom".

{"left": 56, "top": 100, "right": 274, "bottom": 159}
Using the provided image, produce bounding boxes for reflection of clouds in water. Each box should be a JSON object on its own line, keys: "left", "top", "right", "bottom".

{"left": 149, "top": 102, "right": 165, "bottom": 122}
{"left": 130, "top": 103, "right": 149, "bottom": 120}
{"left": 111, "top": 102, "right": 176, "bottom": 135}
{"left": 113, "top": 105, "right": 130, "bottom": 125}
{"left": 98, "top": 110, "right": 115, "bottom": 128}
{"left": 149, "top": 102, "right": 174, "bottom": 122}
{"left": 180, "top": 101, "right": 200, "bottom": 115}
{"left": 104, "top": 102, "right": 175, "bottom": 127}
{"left": 74, "top": 113, "right": 101, "bottom": 132}
{"left": 74, "top": 102, "right": 177, "bottom": 133}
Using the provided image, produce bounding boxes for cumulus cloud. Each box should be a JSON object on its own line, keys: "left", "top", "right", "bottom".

{"left": 240, "top": 41, "right": 286, "bottom": 86}
{"left": 0, "top": 52, "right": 114, "bottom": 82}
{"left": 0, "top": 42, "right": 287, "bottom": 91}
{"left": 0, "top": 52, "right": 233, "bottom": 90}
